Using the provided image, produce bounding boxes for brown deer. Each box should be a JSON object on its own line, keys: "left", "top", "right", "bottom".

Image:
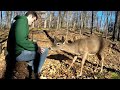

{"left": 49, "top": 35, "right": 105, "bottom": 76}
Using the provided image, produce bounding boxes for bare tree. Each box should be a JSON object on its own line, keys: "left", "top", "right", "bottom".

{"left": 35, "top": 11, "right": 43, "bottom": 28}
{"left": 116, "top": 11, "right": 120, "bottom": 41}
{"left": 61, "top": 11, "right": 67, "bottom": 28}
{"left": 91, "top": 11, "right": 94, "bottom": 34}
{"left": 44, "top": 11, "right": 48, "bottom": 28}
{"left": 72, "top": 11, "right": 77, "bottom": 31}
{"left": 96, "top": 15, "right": 99, "bottom": 32}
{"left": 0, "top": 11, "right": 3, "bottom": 29}
{"left": 112, "top": 11, "right": 118, "bottom": 41}
{"left": 65, "top": 11, "right": 71, "bottom": 41}
{"left": 60, "top": 11, "right": 66, "bottom": 29}
{"left": 6, "top": 11, "right": 12, "bottom": 29}
{"left": 66, "top": 11, "right": 69, "bottom": 31}
{"left": 103, "top": 11, "right": 110, "bottom": 39}
{"left": 57, "top": 11, "right": 61, "bottom": 30}
{"left": 108, "top": 11, "right": 114, "bottom": 34}
{"left": 49, "top": 11, "right": 53, "bottom": 29}
{"left": 117, "top": 24, "right": 120, "bottom": 41}
{"left": 79, "top": 11, "right": 83, "bottom": 34}
{"left": 83, "top": 11, "right": 88, "bottom": 29}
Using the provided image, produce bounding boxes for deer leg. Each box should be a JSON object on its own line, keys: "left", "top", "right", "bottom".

{"left": 94, "top": 62, "right": 99, "bottom": 72}
{"left": 100, "top": 54, "right": 104, "bottom": 73}
{"left": 78, "top": 52, "right": 88, "bottom": 76}
{"left": 94, "top": 55, "right": 99, "bottom": 72}
{"left": 97, "top": 53, "right": 104, "bottom": 73}
{"left": 68, "top": 56, "right": 78, "bottom": 70}
{"left": 108, "top": 47, "right": 111, "bottom": 54}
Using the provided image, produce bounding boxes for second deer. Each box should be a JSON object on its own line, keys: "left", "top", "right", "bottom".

{"left": 49, "top": 35, "right": 105, "bottom": 76}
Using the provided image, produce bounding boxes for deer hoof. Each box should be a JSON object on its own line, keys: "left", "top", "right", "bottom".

{"left": 79, "top": 73, "right": 82, "bottom": 76}
{"left": 77, "top": 72, "right": 82, "bottom": 77}
{"left": 99, "top": 69, "right": 103, "bottom": 73}
{"left": 68, "top": 66, "right": 72, "bottom": 70}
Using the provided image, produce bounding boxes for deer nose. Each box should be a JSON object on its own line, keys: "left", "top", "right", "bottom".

{"left": 48, "top": 47, "right": 51, "bottom": 50}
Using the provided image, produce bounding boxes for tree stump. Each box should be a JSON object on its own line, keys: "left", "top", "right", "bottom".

{"left": 12, "top": 61, "right": 30, "bottom": 79}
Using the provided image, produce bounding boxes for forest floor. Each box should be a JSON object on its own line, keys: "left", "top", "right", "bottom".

{"left": 0, "top": 29, "right": 120, "bottom": 79}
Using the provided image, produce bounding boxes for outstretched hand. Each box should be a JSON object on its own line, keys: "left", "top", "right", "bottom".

{"left": 37, "top": 47, "right": 45, "bottom": 54}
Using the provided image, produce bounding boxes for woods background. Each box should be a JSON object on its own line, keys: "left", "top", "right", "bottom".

{"left": 0, "top": 11, "right": 119, "bottom": 41}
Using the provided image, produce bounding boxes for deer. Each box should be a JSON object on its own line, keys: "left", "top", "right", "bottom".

{"left": 49, "top": 34, "right": 105, "bottom": 77}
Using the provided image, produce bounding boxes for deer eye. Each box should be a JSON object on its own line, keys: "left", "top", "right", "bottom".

{"left": 56, "top": 43, "right": 60, "bottom": 46}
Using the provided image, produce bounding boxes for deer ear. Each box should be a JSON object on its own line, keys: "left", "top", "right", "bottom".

{"left": 53, "top": 36, "right": 57, "bottom": 44}
{"left": 63, "top": 40, "right": 69, "bottom": 44}
{"left": 53, "top": 36, "right": 60, "bottom": 44}
{"left": 63, "top": 41, "right": 66, "bottom": 44}
{"left": 61, "top": 36, "right": 65, "bottom": 43}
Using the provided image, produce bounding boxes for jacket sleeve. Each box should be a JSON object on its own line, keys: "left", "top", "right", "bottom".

{"left": 15, "top": 19, "right": 38, "bottom": 51}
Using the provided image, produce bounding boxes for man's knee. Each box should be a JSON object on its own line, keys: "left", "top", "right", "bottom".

{"left": 44, "top": 48, "right": 49, "bottom": 54}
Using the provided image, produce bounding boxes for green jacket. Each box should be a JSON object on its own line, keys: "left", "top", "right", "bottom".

{"left": 7, "top": 15, "right": 38, "bottom": 57}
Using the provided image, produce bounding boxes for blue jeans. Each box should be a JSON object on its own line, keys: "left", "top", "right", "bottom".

{"left": 16, "top": 48, "right": 48, "bottom": 73}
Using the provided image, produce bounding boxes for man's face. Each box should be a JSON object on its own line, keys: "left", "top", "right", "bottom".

{"left": 27, "top": 15, "right": 37, "bottom": 26}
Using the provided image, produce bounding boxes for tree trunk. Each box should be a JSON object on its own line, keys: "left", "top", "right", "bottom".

{"left": 112, "top": 11, "right": 118, "bottom": 41}
{"left": 72, "top": 11, "right": 77, "bottom": 31}
{"left": 49, "top": 11, "right": 54, "bottom": 29}
{"left": 44, "top": 12, "right": 48, "bottom": 28}
{"left": 91, "top": 11, "right": 94, "bottom": 34}
{"left": 35, "top": 11, "right": 42, "bottom": 28}
{"left": 1, "top": 11, "right": 2, "bottom": 29}
{"left": 65, "top": 11, "right": 69, "bottom": 42}
{"left": 96, "top": 16, "right": 99, "bottom": 32}
{"left": 117, "top": 11, "right": 120, "bottom": 41}
{"left": 57, "top": 11, "right": 60, "bottom": 30}
{"left": 80, "top": 11, "right": 83, "bottom": 34}
{"left": 117, "top": 26, "right": 120, "bottom": 41}
{"left": 6, "top": 11, "right": 12, "bottom": 29}
{"left": 105, "top": 11, "right": 109, "bottom": 39}
{"left": 99, "top": 12, "right": 103, "bottom": 33}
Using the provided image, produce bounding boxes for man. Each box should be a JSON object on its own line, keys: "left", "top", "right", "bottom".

{"left": 7, "top": 11, "right": 48, "bottom": 79}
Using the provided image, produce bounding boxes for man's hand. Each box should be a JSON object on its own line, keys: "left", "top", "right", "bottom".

{"left": 37, "top": 47, "right": 45, "bottom": 54}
